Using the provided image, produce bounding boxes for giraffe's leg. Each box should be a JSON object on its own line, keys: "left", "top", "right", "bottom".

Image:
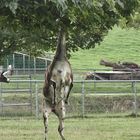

{"left": 50, "top": 80, "right": 56, "bottom": 105}
{"left": 54, "top": 101, "right": 66, "bottom": 140}
{"left": 43, "top": 107, "right": 51, "bottom": 140}
{"left": 65, "top": 82, "right": 73, "bottom": 104}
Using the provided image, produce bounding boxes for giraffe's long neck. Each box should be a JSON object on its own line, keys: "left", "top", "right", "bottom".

{"left": 54, "top": 27, "right": 66, "bottom": 60}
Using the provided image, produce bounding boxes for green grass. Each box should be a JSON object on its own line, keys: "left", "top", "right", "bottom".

{"left": 1, "top": 116, "right": 140, "bottom": 140}
{"left": 70, "top": 26, "right": 140, "bottom": 69}
{"left": 1, "top": 27, "right": 140, "bottom": 140}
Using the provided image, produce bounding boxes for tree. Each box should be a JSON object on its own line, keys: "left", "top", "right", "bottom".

{"left": 127, "top": 7, "right": 140, "bottom": 28}
{"left": 0, "top": 0, "right": 139, "bottom": 60}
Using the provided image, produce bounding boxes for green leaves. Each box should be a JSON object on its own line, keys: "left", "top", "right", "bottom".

{"left": 0, "top": 0, "right": 139, "bottom": 59}
{"left": 0, "top": 0, "right": 18, "bottom": 14}
{"left": 7, "top": 0, "right": 18, "bottom": 14}
{"left": 116, "top": 0, "right": 124, "bottom": 8}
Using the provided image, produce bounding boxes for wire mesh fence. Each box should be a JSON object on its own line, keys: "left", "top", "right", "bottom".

{"left": 2, "top": 52, "right": 52, "bottom": 73}
{"left": 0, "top": 76, "right": 32, "bottom": 116}
{"left": 0, "top": 79, "right": 140, "bottom": 118}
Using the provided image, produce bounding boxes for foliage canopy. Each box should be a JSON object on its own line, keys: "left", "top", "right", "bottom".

{"left": 0, "top": 0, "right": 139, "bottom": 60}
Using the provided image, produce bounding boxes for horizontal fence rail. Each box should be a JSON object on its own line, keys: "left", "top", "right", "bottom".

{"left": 0, "top": 79, "right": 140, "bottom": 118}
{"left": 8, "top": 79, "right": 140, "bottom": 83}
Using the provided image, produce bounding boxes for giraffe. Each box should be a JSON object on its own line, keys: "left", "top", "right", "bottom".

{"left": 43, "top": 27, "right": 73, "bottom": 140}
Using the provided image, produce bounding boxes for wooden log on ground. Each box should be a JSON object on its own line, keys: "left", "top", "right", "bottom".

{"left": 100, "top": 59, "right": 140, "bottom": 71}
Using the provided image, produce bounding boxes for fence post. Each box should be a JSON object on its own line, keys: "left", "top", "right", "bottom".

{"left": 93, "top": 69, "right": 96, "bottom": 93}
{"left": 29, "top": 76, "right": 33, "bottom": 115}
{"left": 13, "top": 53, "right": 15, "bottom": 68}
{"left": 35, "top": 82, "right": 39, "bottom": 119}
{"left": 23, "top": 54, "right": 25, "bottom": 74}
{"left": 132, "top": 81, "right": 137, "bottom": 117}
{"left": 0, "top": 83, "right": 2, "bottom": 114}
{"left": 81, "top": 81, "right": 85, "bottom": 118}
{"left": 34, "top": 57, "right": 36, "bottom": 75}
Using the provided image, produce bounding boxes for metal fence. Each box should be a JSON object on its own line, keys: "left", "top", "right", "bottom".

{"left": 0, "top": 75, "right": 32, "bottom": 116}
{"left": 2, "top": 52, "right": 52, "bottom": 71}
{"left": 0, "top": 79, "right": 140, "bottom": 118}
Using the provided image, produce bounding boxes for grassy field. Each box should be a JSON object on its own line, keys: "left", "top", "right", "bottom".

{"left": 0, "top": 116, "right": 140, "bottom": 140}
{"left": 70, "top": 26, "right": 140, "bottom": 69}
{"left": 1, "top": 27, "right": 140, "bottom": 140}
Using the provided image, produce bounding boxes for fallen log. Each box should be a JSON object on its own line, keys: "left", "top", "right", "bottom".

{"left": 100, "top": 59, "right": 140, "bottom": 71}
{"left": 122, "top": 62, "right": 139, "bottom": 69}
{"left": 85, "top": 60, "right": 140, "bottom": 80}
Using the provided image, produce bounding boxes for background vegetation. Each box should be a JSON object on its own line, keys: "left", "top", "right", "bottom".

{"left": 70, "top": 26, "right": 140, "bottom": 69}
{"left": 0, "top": 0, "right": 139, "bottom": 62}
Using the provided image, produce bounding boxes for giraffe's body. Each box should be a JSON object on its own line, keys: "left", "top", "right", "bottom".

{"left": 43, "top": 28, "right": 73, "bottom": 140}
